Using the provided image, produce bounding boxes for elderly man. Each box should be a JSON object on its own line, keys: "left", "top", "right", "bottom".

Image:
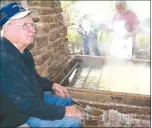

{"left": 110, "top": 1, "right": 140, "bottom": 58}
{"left": 0, "top": 2, "right": 82, "bottom": 127}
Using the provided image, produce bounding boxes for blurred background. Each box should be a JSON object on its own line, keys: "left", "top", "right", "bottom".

{"left": 61, "top": 1, "right": 150, "bottom": 57}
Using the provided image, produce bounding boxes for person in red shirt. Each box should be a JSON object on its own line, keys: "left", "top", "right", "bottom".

{"left": 112, "top": 1, "right": 140, "bottom": 57}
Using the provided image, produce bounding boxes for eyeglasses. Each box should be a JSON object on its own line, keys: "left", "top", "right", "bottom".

{"left": 15, "top": 23, "right": 36, "bottom": 30}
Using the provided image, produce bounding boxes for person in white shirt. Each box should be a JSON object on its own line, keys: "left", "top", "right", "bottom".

{"left": 77, "top": 14, "right": 101, "bottom": 56}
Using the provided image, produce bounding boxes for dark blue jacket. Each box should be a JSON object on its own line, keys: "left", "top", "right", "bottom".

{"left": 0, "top": 37, "right": 65, "bottom": 127}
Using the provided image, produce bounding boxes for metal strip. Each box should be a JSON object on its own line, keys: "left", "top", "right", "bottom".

{"left": 82, "top": 66, "right": 92, "bottom": 88}
{"left": 96, "top": 62, "right": 104, "bottom": 87}
{"left": 59, "top": 62, "right": 79, "bottom": 85}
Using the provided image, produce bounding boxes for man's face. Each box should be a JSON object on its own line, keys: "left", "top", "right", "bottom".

{"left": 9, "top": 16, "right": 36, "bottom": 45}
{"left": 115, "top": 3, "right": 125, "bottom": 14}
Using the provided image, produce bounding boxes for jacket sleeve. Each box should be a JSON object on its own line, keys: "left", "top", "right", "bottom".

{"left": 1, "top": 60, "right": 65, "bottom": 120}
{"left": 36, "top": 73, "right": 54, "bottom": 91}
{"left": 131, "top": 12, "right": 140, "bottom": 29}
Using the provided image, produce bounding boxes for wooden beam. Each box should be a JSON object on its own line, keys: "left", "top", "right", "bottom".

{"left": 67, "top": 87, "right": 150, "bottom": 115}
{"left": 74, "top": 55, "right": 150, "bottom": 64}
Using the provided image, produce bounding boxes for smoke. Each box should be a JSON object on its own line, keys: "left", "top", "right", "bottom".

{"left": 102, "top": 58, "right": 150, "bottom": 95}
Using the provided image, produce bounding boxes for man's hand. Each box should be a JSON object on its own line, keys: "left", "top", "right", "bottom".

{"left": 52, "top": 83, "right": 70, "bottom": 98}
{"left": 65, "top": 105, "right": 84, "bottom": 120}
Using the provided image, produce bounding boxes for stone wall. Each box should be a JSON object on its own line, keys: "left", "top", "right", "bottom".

{"left": 6, "top": 0, "right": 71, "bottom": 82}
{"left": 28, "top": 1, "right": 70, "bottom": 80}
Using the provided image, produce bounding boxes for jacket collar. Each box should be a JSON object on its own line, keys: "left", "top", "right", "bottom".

{"left": 1, "top": 37, "right": 27, "bottom": 60}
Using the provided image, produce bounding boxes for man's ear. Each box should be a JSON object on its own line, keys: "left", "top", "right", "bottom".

{"left": 4, "top": 23, "right": 13, "bottom": 36}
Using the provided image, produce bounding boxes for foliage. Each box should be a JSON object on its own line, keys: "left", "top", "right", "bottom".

{"left": 61, "top": 1, "right": 82, "bottom": 45}
{"left": 136, "top": 33, "right": 150, "bottom": 48}
{"left": 97, "top": 31, "right": 113, "bottom": 44}
{"left": 67, "top": 27, "right": 82, "bottom": 44}
{"left": 61, "top": 1, "right": 78, "bottom": 9}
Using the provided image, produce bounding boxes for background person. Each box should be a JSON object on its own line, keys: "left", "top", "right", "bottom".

{"left": 77, "top": 14, "right": 101, "bottom": 56}
{"left": 111, "top": 1, "right": 140, "bottom": 58}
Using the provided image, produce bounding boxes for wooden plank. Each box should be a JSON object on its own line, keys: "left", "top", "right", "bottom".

{"left": 67, "top": 87, "right": 150, "bottom": 107}
{"left": 74, "top": 55, "right": 150, "bottom": 64}
{"left": 74, "top": 98, "right": 150, "bottom": 116}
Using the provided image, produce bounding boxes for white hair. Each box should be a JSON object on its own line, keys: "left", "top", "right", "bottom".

{"left": 1, "top": 29, "right": 4, "bottom": 37}
{"left": 115, "top": 1, "right": 127, "bottom": 8}
{"left": 1, "top": 20, "right": 11, "bottom": 37}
